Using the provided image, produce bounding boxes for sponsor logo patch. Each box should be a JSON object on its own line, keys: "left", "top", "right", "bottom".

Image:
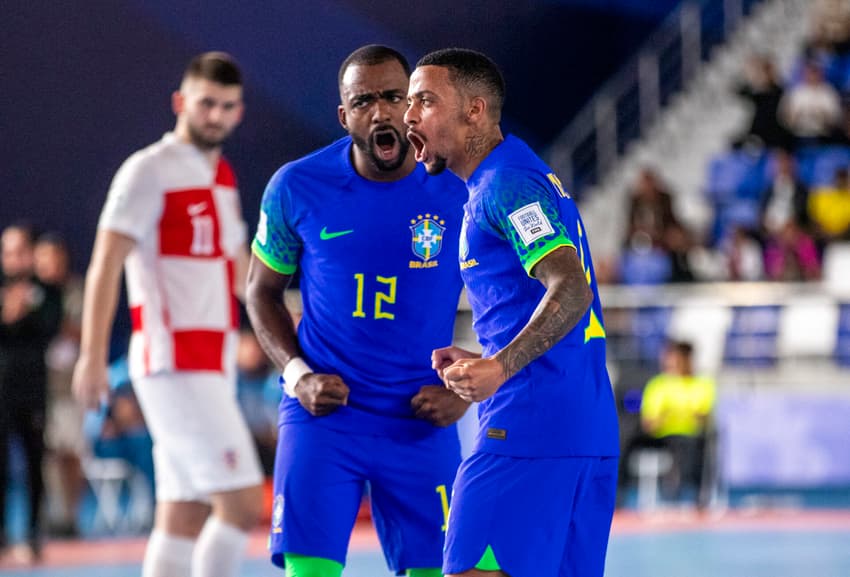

{"left": 508, "top": 202, "right": 554, "bottom": 246}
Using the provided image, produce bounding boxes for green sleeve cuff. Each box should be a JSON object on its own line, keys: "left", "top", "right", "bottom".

{"left": 522, "top": 239, "right": 575, "bottom": 277}
{"left": 251, "top": 239, "right": 297, "bottom": 275}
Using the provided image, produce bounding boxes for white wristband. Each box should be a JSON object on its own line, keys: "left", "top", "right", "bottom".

{"left": 282, "top": 357, "right": 312, "bottom": 398}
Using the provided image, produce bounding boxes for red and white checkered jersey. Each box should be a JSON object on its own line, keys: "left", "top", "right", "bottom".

{"left": 98, "top": 132, "right": 246, "bottom": 380}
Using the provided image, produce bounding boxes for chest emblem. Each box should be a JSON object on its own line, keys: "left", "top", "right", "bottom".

{"left": 409, "top": 214, "right": 445, "bottom": 267}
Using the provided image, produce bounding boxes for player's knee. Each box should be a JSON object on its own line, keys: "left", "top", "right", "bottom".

{"left": 284, "top": 553, "right": 343, "bottom": 577}
{"left": 213, "top": 484, "right": 264, "bottom": 531}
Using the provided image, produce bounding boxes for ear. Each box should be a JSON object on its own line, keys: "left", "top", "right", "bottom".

{"left": 171, "top": 90, "right": 184, "bottom": 116}
{"left": 338, "top": 104, "right": 348, "bottom": 130}
{"left": 467, "top": 95, "right": 487, "bottom": 124}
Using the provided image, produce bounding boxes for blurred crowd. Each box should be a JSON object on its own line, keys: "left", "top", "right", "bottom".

{"left": 609, "top": 0, "right": 850, "bottom": 285}
{"left": 0, "top": 224, "right": 281, "bottom": 560}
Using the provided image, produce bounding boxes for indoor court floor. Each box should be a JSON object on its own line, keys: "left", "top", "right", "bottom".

{"left": 2, "top": 509, "right": 849, "bottom": 576}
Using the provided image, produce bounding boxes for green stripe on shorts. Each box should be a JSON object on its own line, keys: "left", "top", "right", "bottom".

{"left": 475, "top": 545, "right": 501, "bottom": 571}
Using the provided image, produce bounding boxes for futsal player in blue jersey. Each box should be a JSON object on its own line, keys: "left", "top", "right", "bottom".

{"left": 245, "top": 45, "right": 470, "bottom": 577}
{"left": 404, "top": 49, "right": 620, "bottom": 577}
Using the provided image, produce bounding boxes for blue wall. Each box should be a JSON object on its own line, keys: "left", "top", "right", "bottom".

{"left": 2, "top": 0, "right": 682, "bottom": 270}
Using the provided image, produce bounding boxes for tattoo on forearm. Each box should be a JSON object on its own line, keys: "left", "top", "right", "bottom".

{"left": 496, "top": 253, "right": 591, "bottom": 379}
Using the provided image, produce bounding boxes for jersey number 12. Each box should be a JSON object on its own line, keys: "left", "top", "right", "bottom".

{"left": 352, "top": 274, "right": 397, "bottom": 320}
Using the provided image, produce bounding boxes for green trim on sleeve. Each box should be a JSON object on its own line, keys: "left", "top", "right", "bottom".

{"left": 251, "top": 238, "right": 297, "bottom": 275}
{"left": 522, "top": 239, "right": 575, "bottom": 277}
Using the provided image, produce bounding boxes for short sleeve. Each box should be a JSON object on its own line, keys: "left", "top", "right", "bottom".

{"left": 97, "top": 152, "right": 163, "bottom": 241}
{"left": 640, "top": 376, "right": 663, "bottom": 421}
{"left": 251, "top": 168, "right": 302, "bottom": 275}
{"left": 481, "top": 171, "right": 575, "bottom": 276}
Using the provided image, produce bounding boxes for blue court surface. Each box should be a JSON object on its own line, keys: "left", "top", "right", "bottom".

{"left": 2, "top": 511, "right": 849, "bottom": 576}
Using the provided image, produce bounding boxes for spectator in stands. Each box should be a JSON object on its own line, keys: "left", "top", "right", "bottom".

{"left": 810, "top": 0, "right": 850, "bottom": 57}
{"left": 235, "top": 326, "right": 280, "bottom": 477}
{"left": 763, "top": 221, "right": 822, "bottom": 281}
{"left": 723, "top": 226, "right": 765, "bottom": 281}
{"left": 640, "top": 340, "right": 715, "bottom": 508}
{"left": 0, "top": 224, "right": 63, "bottom": 562}
{"left": 664, "top": 222, "right": 697, "bottom": 283}
{"left": 626, "top": 168, "right": 680, "bottom": 251}
{"left": 34, "top": 234, "right": 85, "bottom": 539}
{"left": 780, "top": 61, "right": 842, "bottom": 146}
{"left": 733, "top": 55, "right": 792, "bottom": 150}
{"left": 759, "top": 150, "right": 811, "bottom": 239}
{"left": 809, "top": 166, "right": 850, "bottom": 241}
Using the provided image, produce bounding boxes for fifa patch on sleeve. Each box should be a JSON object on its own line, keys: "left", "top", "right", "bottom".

{"left": 257, "top": 209, "right": 268, "bottom": 245}
{"left": 508, "top": 202, "right": 554, "bottom": 246}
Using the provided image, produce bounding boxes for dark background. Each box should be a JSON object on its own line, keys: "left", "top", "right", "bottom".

{"left": 2, "top": 0, "right": 684, "bottom": 271}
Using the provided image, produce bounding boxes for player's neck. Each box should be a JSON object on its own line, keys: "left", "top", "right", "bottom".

{"left": 174, "top": 126, "right": 222, "bottom": 168}
{"left": 454, "top": 127, "right": 503, "bottom": 181}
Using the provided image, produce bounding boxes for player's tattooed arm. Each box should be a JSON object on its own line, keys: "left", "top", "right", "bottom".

{"left": 492, "top": 246, "right": 592, "bottom": 381}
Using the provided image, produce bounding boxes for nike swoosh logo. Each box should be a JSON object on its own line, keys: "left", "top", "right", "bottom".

{"left": 187, "top": 202, "right": 208, "bottom": 216}
{"left": 320, "top": 227, "right": 354, "bottom": 240}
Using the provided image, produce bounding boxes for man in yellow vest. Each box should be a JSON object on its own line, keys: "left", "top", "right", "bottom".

{"left": 641, "top": 340, "right": 715, "bottom": 507}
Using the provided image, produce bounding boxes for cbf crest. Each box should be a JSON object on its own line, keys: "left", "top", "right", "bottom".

{"left": 409, "top": 213, "right": 445, "bottom": 269}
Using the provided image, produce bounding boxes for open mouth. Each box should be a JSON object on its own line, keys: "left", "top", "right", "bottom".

{"left": 406, "top": 130, "right": 426, "bottom": 162}
{"left": 373, "top": 129, "right": 399, "bottom": 161}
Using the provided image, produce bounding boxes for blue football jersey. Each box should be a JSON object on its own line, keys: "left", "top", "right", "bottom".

{"left": 460, "top": 135, "right": 619, "bottom": 457}
{"left": 252, "top": 137, "right": 467, "bottom": 438}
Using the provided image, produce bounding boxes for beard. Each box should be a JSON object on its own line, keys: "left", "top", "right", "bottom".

{"left": 424, "top": 156, "right": 448, "bottom": 175}
{"left": 351, "top": 126, "right": 410, "bottom": 172}
{"left": 187, "top": 123, "right": 231, "bottom": 150}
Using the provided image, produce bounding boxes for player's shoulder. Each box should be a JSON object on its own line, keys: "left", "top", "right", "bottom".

{"left": 270, "top": 137, "right": 352, "bottom": 189}
{"left": 479, "top": 137, "right": 570, "bottom": 199}
{"left": 116, "top": 134, "right": 183, "bottom": 177}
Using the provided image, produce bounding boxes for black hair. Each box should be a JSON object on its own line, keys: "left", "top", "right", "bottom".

{"left": 666, "top": 340, "right": 694, "bottom": 358}
{"left": 184, "top": 51, "right": 242, "bottom": 86}
{"left": 338, "top": 44, "right": 410, "bottom": 90}
{"left": 416, "top": 48, "right": 505, "bottom": 118}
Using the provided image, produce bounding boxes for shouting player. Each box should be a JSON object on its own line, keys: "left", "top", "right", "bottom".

{"left": 246, "top": 45, "right": 470, "bottom": 577}
{"left": 405, "top": 48, "right": 620, "bottom": 577}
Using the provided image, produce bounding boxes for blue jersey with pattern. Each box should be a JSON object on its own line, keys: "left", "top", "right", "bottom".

{"left": 460, "top": 135, "right": 619, "bottom": 457}
{"left": 252, "top": 137, "right": 467, "bottom": 438}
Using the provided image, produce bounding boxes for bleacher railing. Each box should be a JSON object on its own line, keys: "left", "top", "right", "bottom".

{"left": 547, "top": 0, "right": 764, "bottom": 198}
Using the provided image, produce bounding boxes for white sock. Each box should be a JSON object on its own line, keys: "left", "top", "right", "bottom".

{"left": 142, "top": 530, "right": 196, "bottom": 577}
{"left": 191, "top": 517, "right": 251, "bottom": 577}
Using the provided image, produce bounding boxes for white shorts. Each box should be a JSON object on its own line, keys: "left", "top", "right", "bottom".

{"left": 133, "top": 372, "right": 263, "bottom": 502}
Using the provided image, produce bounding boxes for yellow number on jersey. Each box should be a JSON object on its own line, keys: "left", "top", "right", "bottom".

{"left": 375, "top": 276, "right": 397, "bottom": 320}
{"left": 576, "top": 222, "right": 605, "bottom": 342}
{"left": 547, "top": 173, "right": 569, "bottom": 198}
{"left": 435, "top": 484, "right": 450, "bottom": 532}
{"left": 353, "top": 273, "right": 397, "bottom": 320}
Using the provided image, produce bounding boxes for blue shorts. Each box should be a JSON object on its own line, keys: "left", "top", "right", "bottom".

{"left": 270, "top": 421, "right": 461, "bottom": 574}
{"left": 443, "top": 452, "right": 618, "bottom": 577}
